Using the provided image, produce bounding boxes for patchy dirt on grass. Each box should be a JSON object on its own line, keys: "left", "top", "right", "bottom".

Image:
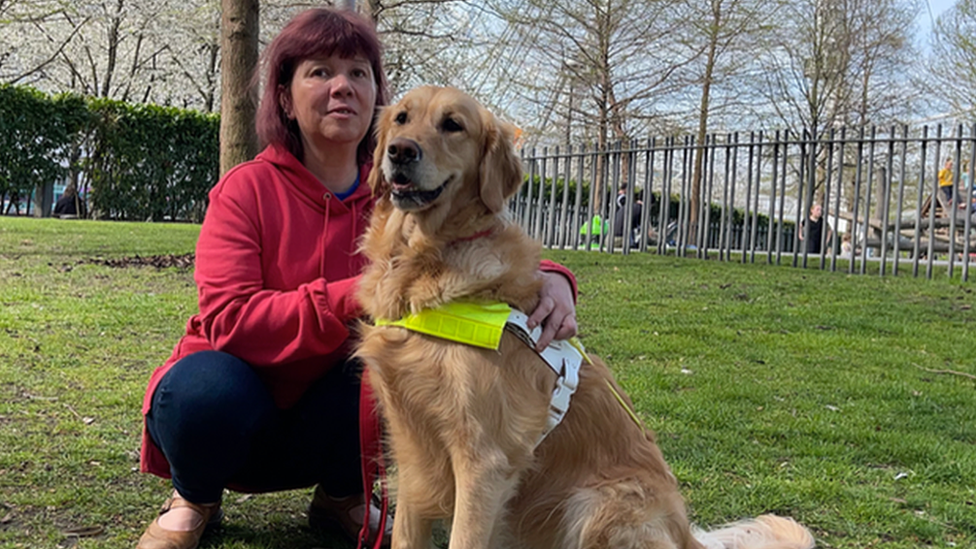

{"left": 80, "top": 254, "right": 195, "bottom": 270}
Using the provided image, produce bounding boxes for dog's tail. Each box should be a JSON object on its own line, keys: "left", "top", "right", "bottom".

{"left": 692, "top": 514, "right": 814, "bottom": 549}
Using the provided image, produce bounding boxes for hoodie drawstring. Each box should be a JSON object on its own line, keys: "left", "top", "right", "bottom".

{"left": 321, "top": 192, "right": 332, "bottom": 278}
{"left": 349, "top": 201, "right": 359, "bottom": 274}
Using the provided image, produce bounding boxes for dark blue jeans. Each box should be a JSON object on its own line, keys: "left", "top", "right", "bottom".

{"left": 146, "top": 351, "right": 363, "bottom": 503}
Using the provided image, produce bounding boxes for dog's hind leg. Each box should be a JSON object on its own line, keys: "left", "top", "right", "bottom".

{"left": 447, "top": 447, "right": 521, "bottom": 549}
{"left": 560, "top": 483, "right": 701, "bottom": 549}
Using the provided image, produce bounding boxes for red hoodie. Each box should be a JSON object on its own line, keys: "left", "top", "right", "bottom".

{"left": 140, "top": 144, "right": 577, "bottom": 482}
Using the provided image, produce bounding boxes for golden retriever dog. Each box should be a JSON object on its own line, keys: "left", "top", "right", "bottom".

{"left": 355, "top": 86, "right": 815, "bottom": 549}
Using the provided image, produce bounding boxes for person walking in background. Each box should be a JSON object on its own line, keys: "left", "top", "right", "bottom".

{"left": 134, "top": 8, "right": 579, "bottom": 549}
{"left": 799, "top": 203, "right": 832, "bottom": 254}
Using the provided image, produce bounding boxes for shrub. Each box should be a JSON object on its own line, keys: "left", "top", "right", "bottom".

{"left": 0, "top": 85, "right": 218, "bottom": 221}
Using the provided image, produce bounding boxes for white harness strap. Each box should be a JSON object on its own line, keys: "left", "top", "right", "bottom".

{"left": 504, "top": 309, "right": 585, "bottom": 448}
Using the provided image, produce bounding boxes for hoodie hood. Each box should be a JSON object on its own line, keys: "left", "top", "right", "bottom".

{"left": 256, "top": 144, "right": 374, "bottom": 213}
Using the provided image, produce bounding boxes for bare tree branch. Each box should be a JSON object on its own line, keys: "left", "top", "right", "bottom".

{"left": 6, "top": 12, "right": 91, "bottom": 84}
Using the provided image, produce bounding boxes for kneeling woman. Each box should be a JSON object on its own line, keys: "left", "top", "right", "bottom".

{"left": 135, "top": 8, "right": 578, "bottom": 549}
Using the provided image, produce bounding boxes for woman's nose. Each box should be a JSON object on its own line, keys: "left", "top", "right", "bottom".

{"left": 331, "top": 73, "right": 353, "bottom": 95}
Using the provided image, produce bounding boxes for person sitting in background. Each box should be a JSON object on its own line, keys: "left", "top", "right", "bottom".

{"left": 938, "top": 157, "right": 955, "bottom": 205}
{"left": 959, "top": 159, "right": 975, "bottom": 216}
{"left": 613, "top": 188, "right": 644, "bottom": 247}
{"left": 53, "top": 184, "right": 86, "bottom": 218}
{"left": 962, "top": 158, "right": 971, "bottom": 190}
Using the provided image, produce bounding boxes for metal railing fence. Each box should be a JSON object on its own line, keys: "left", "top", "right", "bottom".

{"left": 512, "top": 123, "right": 976, "bottom": 280}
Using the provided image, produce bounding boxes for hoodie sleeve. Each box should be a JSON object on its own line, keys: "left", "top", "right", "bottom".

{"left": 190, "top": 171, "right": 361, "bottom": 368}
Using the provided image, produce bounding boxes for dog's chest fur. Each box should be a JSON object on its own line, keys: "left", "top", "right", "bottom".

{"left": 358, "top": 204, "right": 542, "bottom": 322}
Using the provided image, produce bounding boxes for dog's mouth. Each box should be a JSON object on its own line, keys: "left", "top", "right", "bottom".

{"left": 389, "top": 173, "right": 452, "bottom": 210}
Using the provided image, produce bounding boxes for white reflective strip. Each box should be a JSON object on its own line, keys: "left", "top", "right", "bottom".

{"left": 505, "top": 310, "right": 584, "bottom": 447}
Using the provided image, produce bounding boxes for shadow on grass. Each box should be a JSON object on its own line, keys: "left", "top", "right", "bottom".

{"left": 200, "top": 523, "right": 354, "bottom": 549}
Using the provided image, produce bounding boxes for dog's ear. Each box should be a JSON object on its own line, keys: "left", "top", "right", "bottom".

{"left": 479, "top": 114, "right": 523, "bottom": 213}
{"left": 367, "top": 106, "right": 390, "bottom": 196}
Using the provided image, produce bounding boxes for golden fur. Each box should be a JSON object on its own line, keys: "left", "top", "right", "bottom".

{"left": 355, "top": 86, "right": 814, "bottom": 549}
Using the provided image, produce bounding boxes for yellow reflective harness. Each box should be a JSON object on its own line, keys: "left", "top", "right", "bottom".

{"left": 374, "top": 301, "right": 513, "bottom": 350}
{"left": 375, "top": 301, "right": 595, "bottom": 446}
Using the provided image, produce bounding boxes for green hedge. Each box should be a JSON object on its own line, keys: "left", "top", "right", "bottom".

{"left": 0, "top": 85, "right": 219, "bottom": 221}
{"left": 0, "top": 86, "right": 89, "bottom": 215}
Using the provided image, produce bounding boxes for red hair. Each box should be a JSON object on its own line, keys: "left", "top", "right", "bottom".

{"left": 255, "top": 8, "right": 388, "bottom": 165}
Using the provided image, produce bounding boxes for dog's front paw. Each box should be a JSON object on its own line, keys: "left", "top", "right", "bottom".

{"left": 363, "top": 278, "right": 409, "bottom": 321}
{"left": 407, "top": 275, "right": 444, "bottom": 314}
{"left": 408, "top": 294, "right": 442, "bottom": 315}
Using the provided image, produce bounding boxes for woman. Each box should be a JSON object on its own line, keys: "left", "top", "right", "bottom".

{"left": 136, "top": 8, "right": 578, "bottom": 549}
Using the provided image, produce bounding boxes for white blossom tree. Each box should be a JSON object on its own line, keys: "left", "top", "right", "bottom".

{"left": 930, "top": 0, "right": 976, "bottom": 119}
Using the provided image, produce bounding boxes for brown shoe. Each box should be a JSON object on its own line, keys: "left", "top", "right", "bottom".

{"left": 308, "top": 486, "right": 391, "bottom": 548}
{"left": 136, "top": 495, "right": 223, "bottom": 549}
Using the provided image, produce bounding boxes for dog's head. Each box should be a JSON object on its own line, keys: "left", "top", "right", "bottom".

{"left": 368, "top": 86, "right": 523, "bottom": 214}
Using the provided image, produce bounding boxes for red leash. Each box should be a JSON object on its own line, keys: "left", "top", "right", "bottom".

{"left": 358, "top": 370, "right": 389, "bottom": 549}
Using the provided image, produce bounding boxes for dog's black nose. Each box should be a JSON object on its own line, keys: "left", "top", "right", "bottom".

{"left": 387, "top": 138, "right": 422, "bottom": 165}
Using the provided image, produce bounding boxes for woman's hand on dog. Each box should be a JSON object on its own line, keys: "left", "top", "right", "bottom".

{"left": 528, "top": 271, "right": 578, "bottom": 351}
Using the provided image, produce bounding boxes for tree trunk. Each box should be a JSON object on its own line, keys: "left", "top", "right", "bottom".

{"left": 691, "top": 45, "right": 716, "bottom": 247}
{"left": 594, "top": 5, "right": 612, "bottom": 216}
{"left": 101, "top": 0, "right": 124, "bottom": 97}
{"left": 205, "top": 41, "right": 219, "bottom": 113}
{"left": 219, "top": 0, "right": 259, "bottom": 176}
{"left": 691, "top": 2, "right": 720, "bottom": 249}
{"left": 32, "top": 182, "right": 53, "bottom": 218}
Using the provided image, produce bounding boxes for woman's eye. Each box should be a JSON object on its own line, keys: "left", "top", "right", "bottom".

{"left": 352, "top": 68, "right": 368, "bottom": 78}
{"left": 395, "top": 112, "right": 408, "bottom": 125}
{"left": 442, "top": 118, "right": 463, "bottom": 133}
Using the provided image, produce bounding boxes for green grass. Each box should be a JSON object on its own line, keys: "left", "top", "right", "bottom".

{"left": 1, "top": 216, "right": 975, "bottom": 548}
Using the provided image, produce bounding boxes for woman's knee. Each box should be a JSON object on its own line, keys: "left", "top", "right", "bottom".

{"left": 149, "top": 351, "right": 274, "bottom": 434}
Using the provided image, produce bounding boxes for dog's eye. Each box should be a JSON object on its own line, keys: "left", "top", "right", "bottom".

{"left": 442, "top": 117, "right": 464, "bottom": 133}
{"left": 394, "top": 112, "right": 408, "bottom": 125}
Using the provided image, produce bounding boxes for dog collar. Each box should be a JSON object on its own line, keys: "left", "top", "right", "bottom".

{"left": 449, "top": 227, "right": 495, "bottom": 246}
{"left": 374, "top": 301, "right": 591, "bottom": 446}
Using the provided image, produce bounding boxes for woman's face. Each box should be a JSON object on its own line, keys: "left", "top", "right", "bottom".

{"left": 282, "top": 54, "right": 377, "bottom": 156}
